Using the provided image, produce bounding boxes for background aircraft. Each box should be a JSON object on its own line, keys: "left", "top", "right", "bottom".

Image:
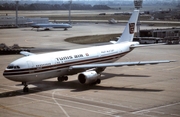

{"left": 27, "top": 21, "right": 72, "bottom": 31}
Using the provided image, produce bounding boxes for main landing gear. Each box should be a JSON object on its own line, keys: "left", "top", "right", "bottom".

{"left": 57, "top": 76, "right": 68, "bottom": 82}
{"left": 22, "top": 82, "right": 29, "bottom": 93}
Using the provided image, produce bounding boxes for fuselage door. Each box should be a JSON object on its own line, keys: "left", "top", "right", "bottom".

{"left": 27, "top": 61, "right": 34, "bottom": 73}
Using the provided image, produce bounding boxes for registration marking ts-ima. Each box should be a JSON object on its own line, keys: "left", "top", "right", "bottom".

{"left": 3, "top": 10, "right": 174, "bottom": 92}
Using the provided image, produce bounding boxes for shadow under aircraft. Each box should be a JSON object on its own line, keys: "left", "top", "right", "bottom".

{"left": 0, "top": 73, "right": 162, "bottom": 98}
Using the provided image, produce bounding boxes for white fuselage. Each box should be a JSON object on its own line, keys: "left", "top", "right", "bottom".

{"left": 3, "top": 42, "right": 135, "bottom": 83}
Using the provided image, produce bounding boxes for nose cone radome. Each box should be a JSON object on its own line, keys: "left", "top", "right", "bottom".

{"left": 69, "top": 25, "right": 72, "bottom": 28}
{"left": 3, "top": 69, "right": 15, "bottom": 81}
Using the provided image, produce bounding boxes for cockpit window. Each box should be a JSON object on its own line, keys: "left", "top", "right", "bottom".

{"left": 7, "top": 65, "right": 13, "bottom": 69}
{"left": 7, "top": 65, "right": 20, "bottom": 69}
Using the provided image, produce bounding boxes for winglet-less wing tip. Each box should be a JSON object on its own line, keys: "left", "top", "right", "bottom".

{"left": 20, "top": 51, "right": 35, "bottom": 56}
{"left": 169, "top": 60, "right": 176, "bottom": 62}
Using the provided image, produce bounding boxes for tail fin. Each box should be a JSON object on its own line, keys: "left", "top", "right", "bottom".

{"left": 117, "top": 10, "right": 139, "bottom": 43}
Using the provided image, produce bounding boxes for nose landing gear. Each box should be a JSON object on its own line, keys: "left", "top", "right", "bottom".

{"left": 22, "top": 82, "right": 29, "bottom": 93}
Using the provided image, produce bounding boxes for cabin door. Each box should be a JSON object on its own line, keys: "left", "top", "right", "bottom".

{"left": 27, "top": 61, "right": 34, "bottom": 73}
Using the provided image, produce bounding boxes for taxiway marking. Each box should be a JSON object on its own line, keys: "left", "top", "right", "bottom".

{"left": 0, "top": 84, "right": 137, "bottom": 112}
{"left": 165, "top": 66, "right": 180, "bottom": 71}
{"left": 21, "top": 95, "right": 117, "bottom": 117}
{"left": 0, "top": 85, "right": 122, "bottom": 116}
{"left": 56, "top": 91, "right": 135, "bottom": 110}
{"left": 52, "top": 90, "right": 70, "bottom": 117}
{"left": 132, "top": 102, "right": 180, "bottom": 114}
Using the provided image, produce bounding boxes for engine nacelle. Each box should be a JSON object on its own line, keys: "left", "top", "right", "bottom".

{"left": 78, "top": 71, "right": 101, "bottom": 84}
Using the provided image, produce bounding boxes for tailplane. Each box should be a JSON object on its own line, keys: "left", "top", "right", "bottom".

{"left": 117, "top": 10, "right": 139, "bottom": 43}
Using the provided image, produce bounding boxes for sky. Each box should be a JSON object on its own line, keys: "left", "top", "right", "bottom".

{"left": 0, "top": 0, "right": 177, "bottom": 2}
{"left": 0, "top": 0, "right": 136, "bottom": 1}
{"left": 0, "top": 0, "right": 179, "bottom": 4}
{"left": 0, "top": 0, "right": 176, "bottom": 1}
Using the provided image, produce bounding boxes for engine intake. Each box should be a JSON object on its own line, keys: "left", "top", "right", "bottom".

{"left": 78, "top": 71, "right": 101, "bottom": 84}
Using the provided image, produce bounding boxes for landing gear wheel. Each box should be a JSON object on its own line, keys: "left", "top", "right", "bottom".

{"left": 57, "top": 76, "right": 68, "bottom": 82}
{"left": 58, "top": 77, "right": 64, "bottom": 82}
{"left": 22, "top": 82, "right": 29, "bottom": 93}
{"left": 96, "top": 79, "right": 101, "bottom": 84}
{"left": 23, "top": 86, "right": 29, "bottom": 93}
{"left": 64, "top": 76, "right": 68, "bottom": 81}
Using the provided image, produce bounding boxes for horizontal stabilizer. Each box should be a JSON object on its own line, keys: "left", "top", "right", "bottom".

{"left": 69, "top": 60, "right": 175, "bottom": 69}
{"left": 110, "top": 41, "right": 117, "bottom": 44}
{"left": 130, "top": 43, "right": 167, "bottom": 49}
{"left": 20, "top": 51, "right": 35, "bottom": 56}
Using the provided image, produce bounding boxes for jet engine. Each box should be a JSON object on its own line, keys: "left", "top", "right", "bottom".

{"left": 78, "top": 71, "right": 101, "bottom": 84}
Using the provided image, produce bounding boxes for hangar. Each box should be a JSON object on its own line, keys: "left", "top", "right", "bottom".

{"left": 138, "top": 28, "right": 180, "bottom": 44}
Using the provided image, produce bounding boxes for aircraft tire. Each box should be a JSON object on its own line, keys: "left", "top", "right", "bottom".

{"left": 57, "top": 77, "right": 64, "bottom": 82}
{"left": 64, "top": 76, "right": 68, "bottom": 81}
{"left": 58, "top": 76, "right": 68, "bottom": 82}
{"left": 23, "top": 87, "right": 29, "bottom": 93}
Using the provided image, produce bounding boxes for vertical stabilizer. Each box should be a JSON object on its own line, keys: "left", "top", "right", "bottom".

{"left": 117, "top": 10, "right": 139, "bottom": 43}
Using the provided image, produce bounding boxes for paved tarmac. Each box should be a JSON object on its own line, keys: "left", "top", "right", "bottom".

{"left": 0, "top": 23, "right": 180, "bottom": 117}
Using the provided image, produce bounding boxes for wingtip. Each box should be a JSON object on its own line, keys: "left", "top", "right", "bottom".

{"left": 170, "top": 60, "right": 176, "bottom": 62}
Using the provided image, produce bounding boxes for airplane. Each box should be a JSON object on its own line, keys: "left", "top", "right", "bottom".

{"left": 108, "top": 18, "right": 117, "bottom": 24}
{"left": 28, "top": 21, "right": 72, "bottom": 31}
{"left": 3, "top": 10, "right": 175, "bottom": 92}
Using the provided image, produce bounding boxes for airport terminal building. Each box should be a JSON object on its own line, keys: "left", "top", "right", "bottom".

{"left": 138, "top": 28, "right": 180, "bottom": 44}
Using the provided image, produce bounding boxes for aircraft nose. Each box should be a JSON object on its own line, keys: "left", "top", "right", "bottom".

{"left": 3, "top": 70, "right": 9, "bottom": 79}
{"left": 3, "top": 69, "right": 10, "bottom": 78}
{"left": 3, "top": 70, "right": 6, "bottom": 77}
{"left": 3, "top": 69, "right": 18, "bottom": 82}
{"left": 69, "top": 25, "right": 72, "bottom": 28}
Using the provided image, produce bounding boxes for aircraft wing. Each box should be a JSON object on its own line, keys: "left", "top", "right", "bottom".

{"left": 20, "top": 51, "right": 36, "bottom": 56}
{"left": 69, "top": 60, "right": 175, "bottom": 69}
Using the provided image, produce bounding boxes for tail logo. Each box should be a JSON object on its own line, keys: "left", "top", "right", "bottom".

{"left": 129, "top": 23, "right": 135, "bottom": 34}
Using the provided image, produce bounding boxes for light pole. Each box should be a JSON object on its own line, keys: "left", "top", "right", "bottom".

{"left": 69, "top": 0, "right": 72, "bottom": 24}
{"left": 134, "top": 0, "right": 143, "bottom": 37}
{"left": 15, "top": 1, "right": 19, "bottom": 27}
